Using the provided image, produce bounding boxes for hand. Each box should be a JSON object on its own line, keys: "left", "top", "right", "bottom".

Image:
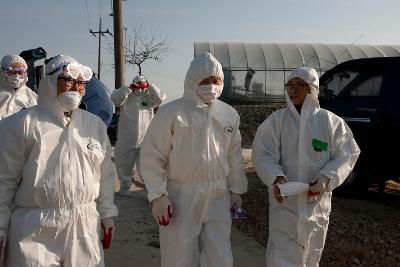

{"left": 101, "top": 217, "right": 114, "bottom": 250}
{"left": 272, "top": 176, "right": 288, "bottom": 204}
{"left": 308, "top": 176, "right": 329, "bottom": 202}
{"left": 230, "top": 192, "right": 242, "bottom": 208}
{"left": 129, "top": 75, "right": 149, "bottom": 90}
{"left": 152, "top": 195, "right": 173, "bottom": 226}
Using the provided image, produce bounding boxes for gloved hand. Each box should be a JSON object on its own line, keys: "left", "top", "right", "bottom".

{"left": 152, "top": 195, "right": 173, "bottom": 226}
{"left": 272, "top": 176, "right": 288, "bottom": 204}
{"left": 101, "top": 217, "right": 114, "bottom": 250}
{"left": 129, "top": 75, "right": 149, "bottom": 94}
{"left": 308, "top": 176, "right": 330, "bottom": 202}
{"left": 230, "top": 192, "right": 242, "bottom": 208}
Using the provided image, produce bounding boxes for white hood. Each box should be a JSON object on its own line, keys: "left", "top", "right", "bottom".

{"left": 285, "top": 67, "right": 320, "bottom": 118}
{"left": 0, "top": 54, "right": 29, "bottom": 91}
{"left": 183, "top": 52, "right": 224, "bottom": 105}
{"left": 37, "top": 55, "right": 79, "bottom": 126}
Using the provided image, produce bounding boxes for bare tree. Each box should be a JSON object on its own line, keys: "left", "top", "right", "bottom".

{"left": 124, "top": 25, "right": 173, "bottom": 75}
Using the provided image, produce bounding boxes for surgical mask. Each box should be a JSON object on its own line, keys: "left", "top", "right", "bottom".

{"left": 58, "top": 91, "right": 82, "bottom": 112}
{"left": 277, "top": 182, "right": 309, "bottom": 196}
{"left": 197, "top": 84, "right": 222, "bottom": 103}
{"left": 5, "top": 75, "right": 26, "bottom": 89}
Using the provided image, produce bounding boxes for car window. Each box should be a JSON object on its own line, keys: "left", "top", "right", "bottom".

{"left": 349, "top": 75, "right": 382, "bottom": 96}
{"left": 320, "top": 71, "right": 358, "bottom": 99}
{"left": 320, "top": 69, "right": 383, "bottom": 99}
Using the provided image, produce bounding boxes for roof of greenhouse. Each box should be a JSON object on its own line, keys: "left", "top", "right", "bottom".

{"left": 194, "top": 42, "right": 400, "bottom": 73}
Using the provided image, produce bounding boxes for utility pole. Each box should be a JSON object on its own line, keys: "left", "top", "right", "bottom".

{"left": 112, "top": 0, "right": 125, "bottom": 88}
{"left": 90, "top": 18, "right": 111, "bottom": 80}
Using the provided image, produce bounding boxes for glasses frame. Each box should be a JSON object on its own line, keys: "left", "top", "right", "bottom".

{"left": 284, "top": 82, "right": 309, "bottom": 92}
{"left": 58, "top": 77, "right": 87, "bottom": 89}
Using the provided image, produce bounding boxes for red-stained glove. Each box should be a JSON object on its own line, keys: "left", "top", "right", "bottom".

{"left": 152, "top": 195, "right": 173, "bottom": 226}
{"left": 129, "top": 75, "right": 149, "bottom": 90}
{"left": 132, "top": 82, "right": 149, "bottom": 89}
{"left": 101, "top": 218, "right": 114, "bottom": 250}
{"left": 308, "top": 176, "right": 330, "bottom": 202}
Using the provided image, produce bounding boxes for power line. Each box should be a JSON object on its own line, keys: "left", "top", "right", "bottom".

{"left": 84, "top": 0, "right": 92, "bottom": 29}
{"left": 98, "top": 0, "right": 103, "bottom": 22}
{"left": 337, "top": 34, "right": 366, "bottom": 61}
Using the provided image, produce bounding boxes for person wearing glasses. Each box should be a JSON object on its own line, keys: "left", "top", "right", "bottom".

{"left": 0, "top": 54, "right": 37, "bottom": 120}
{"left": 252, "top": 67, "right": 360, "bottom": 267}
{"left": 0, "top": 55, "right": 118, "bottom": 266}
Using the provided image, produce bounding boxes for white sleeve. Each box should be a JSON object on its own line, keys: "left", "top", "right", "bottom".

{"left": 24, "top": 86, "right": 38, "bottom": 106}
{"left": 315, "top": 120, "right": 361, "bottom": 191}
{"left": 148, "top": 83, "right": 167, "bottom": 108}
{"left": 0, "top": 116, "right": 25, "bottom": 236}
{"left": 96, "top": 138, "right": 118, "bottom": 219}
{"left": 139, "top": 110, "right": 172, "bottom": 202}
{"left": 227, "top": 114, "right": 247, "bottom": 194}
{"left": 251, "top": 114, "right": 286, "bottom": 186}
{"left": 110, "top": 86, "right": 132, "bottom": 107}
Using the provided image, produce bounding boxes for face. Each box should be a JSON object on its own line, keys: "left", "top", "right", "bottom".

{"left": 57, "top": 69, "right": 86, "bottom": 96}
{"left": 198, "top": 75, "right": 223, "bottom": 86}
{"left": 285, "top": 77, "right": 311, "bottom": 108}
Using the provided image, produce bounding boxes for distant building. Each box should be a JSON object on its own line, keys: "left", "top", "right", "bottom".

{"left": 194, "top": 42, "right": 400, "bottom": 104}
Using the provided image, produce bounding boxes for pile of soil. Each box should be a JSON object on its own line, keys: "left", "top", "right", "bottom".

{"left": 234, "top": 104, "right": 286, "bottom": 148}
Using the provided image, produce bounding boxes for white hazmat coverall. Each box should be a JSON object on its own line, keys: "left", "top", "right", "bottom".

{"left": 0, "top": 59, "right": 118, "bottom": 267}
{"left": 252, "top": 67, "right": 360, "bottom": 267}
{"left": 111, "top": 83, "right": 166, "bottom": 189}
{"left": 0, "top": 55, "right": 37, "bottom": 120}
{"left": 140, "top": 52, "right": 248, "bottom": 267}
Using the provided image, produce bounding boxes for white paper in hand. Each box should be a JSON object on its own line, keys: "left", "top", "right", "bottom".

{"left": 278, "top": 182, "right": 309, "bottom": 196}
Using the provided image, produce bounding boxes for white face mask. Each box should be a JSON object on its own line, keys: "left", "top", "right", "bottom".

{"left": 277, "top": 182, "right": 309, "bottom": 196}
{"left": 5, "top": 75, "right": 26, "bottom": 89}
{"left": 197, "top": 84, "right": 223, "bottom": 104}
{"left": 57, "top": 91, "right": 82, "bottom": 112}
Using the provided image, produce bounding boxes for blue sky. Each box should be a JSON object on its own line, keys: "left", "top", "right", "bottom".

{"left": 1, "top": 0, "right": 399, "bottom": 101}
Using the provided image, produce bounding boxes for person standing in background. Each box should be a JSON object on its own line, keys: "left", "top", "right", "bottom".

{"left": 111, "top": 75, "right": 166, "bottom": 197}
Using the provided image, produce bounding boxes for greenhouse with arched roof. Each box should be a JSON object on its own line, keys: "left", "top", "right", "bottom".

{"left": 194, "top": 42, "right": 400, "bottom": 104}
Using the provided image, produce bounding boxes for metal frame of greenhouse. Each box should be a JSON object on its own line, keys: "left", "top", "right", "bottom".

{"left": 194, "top": 42, "right": 400, "bottom": 104}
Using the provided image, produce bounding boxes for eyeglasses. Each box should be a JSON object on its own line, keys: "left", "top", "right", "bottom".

{"left": 58, "top": 77, "right": 87, "bottom": 89}
{"left": 284, "top": 83, "right": 309, "bottom": 92}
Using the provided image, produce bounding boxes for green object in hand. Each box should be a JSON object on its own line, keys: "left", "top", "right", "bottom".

{"left": 141, "top": 101, "right": 148, "bottom": 107}
{"left": 312, "top": 138, "right": 328, "bottom": 152}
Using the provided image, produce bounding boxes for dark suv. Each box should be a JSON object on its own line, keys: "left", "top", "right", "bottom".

{"left": 319, "top": 57, "right": 400, "bottom": 191}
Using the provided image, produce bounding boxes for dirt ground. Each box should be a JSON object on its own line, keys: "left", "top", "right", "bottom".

{"left": 234, "top": 158, "right": 400, "bottom": 267}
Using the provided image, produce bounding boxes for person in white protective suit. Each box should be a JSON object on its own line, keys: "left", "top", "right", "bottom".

{"left": 111, "top": 75, "right": 166, "bottom": 197}
{"left": 140, "top": 52, "right": 248, "bottom": 267}
{"left": 0, "top": 55, "right": 118, "bottom": 267}
{"left": 0, "top": 54, "right": 37, "bottom": 120}
{"left": 252, "top": 67, "right": 361, "bottom": 267}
